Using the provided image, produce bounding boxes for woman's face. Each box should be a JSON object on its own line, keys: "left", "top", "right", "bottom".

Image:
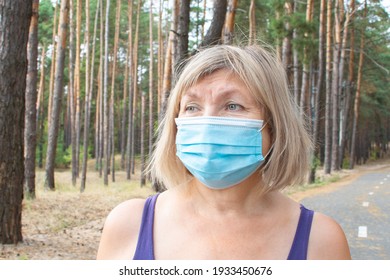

{"left": 178, "top": 69, "right": 272, "bottom": 157}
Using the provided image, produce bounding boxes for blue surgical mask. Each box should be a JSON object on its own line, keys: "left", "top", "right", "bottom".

{"left": 175, "top": 116, "right": 266, "bottom": 189}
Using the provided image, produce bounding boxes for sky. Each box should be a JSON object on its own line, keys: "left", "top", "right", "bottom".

{"left": 380, "top": 0, "right": 390, "bottom": 11}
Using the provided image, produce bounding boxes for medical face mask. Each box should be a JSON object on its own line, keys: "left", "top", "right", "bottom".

{"left": 175, "top": 116, "right": 266, "bottom": 189}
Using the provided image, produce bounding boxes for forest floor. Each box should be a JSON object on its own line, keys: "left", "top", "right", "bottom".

{"left": 0, "top": 167, "right": 154, "bottom": 260}
{"left": 1, "top": 157, "right": 389, "bottom": 260}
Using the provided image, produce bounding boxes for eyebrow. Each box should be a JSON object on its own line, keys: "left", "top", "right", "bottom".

{"left": 183, "top": 88, "right": 242, "bottom": 99}
{"left": 182, "top": 90, "right": 200, "bottom": 99}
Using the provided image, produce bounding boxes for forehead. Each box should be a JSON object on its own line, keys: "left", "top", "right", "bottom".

{"left": 181, "top": 69, "right": 250, "bottom": 98}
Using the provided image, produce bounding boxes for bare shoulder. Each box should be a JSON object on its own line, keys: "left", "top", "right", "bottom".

{"left": 308, "top": 212, "right": 351, "bottom": 260}
{"left": 96, "top": 198, "right": 146, "bottom": 260}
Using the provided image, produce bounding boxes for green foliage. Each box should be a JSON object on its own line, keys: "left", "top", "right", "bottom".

{"left": 290, "top": 6, "right": 318, "bottom": 62}
{"left": 234, "top": 0, "right": 273, "bottom": 43}
{"left": 56, "top": 141, "right": 71, "bottom": 169}
{"left": 310, "top": 155, "right": 321, "bottom": 170}
{"left": 38, "top": 0, "right": 55, "bottom": 46}
{"left": 354, "top": 2, "right": 390, "bottom": 155}
{"left": 36, "top": 120, "right": 71, "bottom": 169}
{"left": 189, "top": 1, "right": 206, "bottom": 49}
{"left": 17, "top": 254, "right": 30, "bottom": 260}
{"left": 341, "top": 157, "right": 350, "bottom": 170}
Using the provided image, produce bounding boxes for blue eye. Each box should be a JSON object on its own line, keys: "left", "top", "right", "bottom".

{"left": 227, "top": 103, "right": 242, "bottom": 111}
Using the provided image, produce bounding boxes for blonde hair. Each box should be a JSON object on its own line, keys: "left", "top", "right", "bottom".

{"left": 149, "top": 44, "right": 313, "bottom": 193}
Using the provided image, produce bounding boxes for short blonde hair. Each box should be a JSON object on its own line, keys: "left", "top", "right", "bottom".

{"left": 149, "top": 44, "right": 313, "bottom": 193}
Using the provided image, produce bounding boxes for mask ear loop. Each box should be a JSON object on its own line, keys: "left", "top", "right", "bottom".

{"left": 255, "top": 120, "right": 274, "bottom": 192}
{"left": 259, "top": 121, "right": 274, "bottom": 160}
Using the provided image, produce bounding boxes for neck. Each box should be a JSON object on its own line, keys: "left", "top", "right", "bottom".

{"left": 185, "top": 174, "right": 273, "bottom": 218}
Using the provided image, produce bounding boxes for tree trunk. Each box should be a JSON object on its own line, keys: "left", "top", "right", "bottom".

{"left": 350, "top": 0, "right": 367, "bottom": 169}
{"left": 338, "top": 0, "right": 355, "bottom": 168}
{"left": 340, "top": 0, "right": 355, "bottom": 168}
{"left": 48, "top": 2, "right": 59, "bottom": 130}
{"left": 299, "top": 0, "right": 314, "bottom": 119}
{"left": 199, "top": 0, "right": 227, "bottom": 48}
{"left": 223, "top": 0, "right": 238, "bottom": 44}
{"left": 74, "top": 0, "right": 82, "bottom": 181}
{"left": 110, "top": 97, "right": 115, "bottom": 182}
{"left": 98, "top": 63, "right": 104, "bottom": 177}
{"left": 171, "top": 0, "right": 180, "bottom": 71}
{"left": 36, "top": 47, "right": 46, "bottom": 169}
{"left": 155, "top": 26, "right": 172, "bottom": 192}
{"left": 249, "top": 0, "right": 256, "bottom": 45}
{"left": 81, "top": 0, "right": 97, "bottom": 192}
{"left": 24, "top": 0, "right": 40, "bottom": 200}
{"left": 110, "top": 0, "right": 122, "bottom": 183}
{"left": 36, "top": 47, "right": 46, "bottom": 130}
{"left": 130, "top": 0, "right": 142, "bottom": 176}
{"left": 157, "top": 0, "right": 164, "bottom": 117}
{"left": 313, "top": 0, "right": 326, "bottom": 151}
{"left": 103, "top": 0, "right": 111, "bottom": 185}
{"left": 201, "top": 0, "right": 207, "bottom": 41}
{"left": 121, "top": 42, "right": 129, "bottom": 170}
{"left": 149, "top": 0, "right": 154, "bottom": 160}
{"left": 324, "top": 0, "right": 332, "bottom": 174}
{"left": 69, "top": 0, "right": 77, "bottom": 186}
{"left": 176, "top": 0, "right": 190, "bottom": 66}
{"left": 97, "top": 0, "right": 104, "bottom": 176}
{"left": 44, "top": 0, "right": 69, "bottom": 190}
{"left": 126, "top": 0, "right": 134, "bottom": 180}
{"left": 282, "top": 2, "right": 292, "bottom": 75}
{"left": 331, "top": 0, "right": 342, "bottom": 172}
{"left": 120, "top": 0, "right": 131, "bottom": 170}
{"left": 160, "top": 32, "right": 173, "bottom": 122}
{"left": 292, "top": 1, "right": 299, "bottom": 105}
{"left": 0, "top": 0, "right": 32, "bottom": 244}
{"left": 275, "top": 10, "right": 281, "bottom": 60}
{"left": 140, "top": 92, "right": 146, "bottom": 186}
{"left": 95, "top": 64, "right": 101, "bottom": 172}
{"left": 160, "top": 0, "right": 177, "bottom": 117}
{"left": 64, "top": 82, "right": 72, "bottom": 148}
{"left": 309, "top": 0, "right": 326, "bottom": 184}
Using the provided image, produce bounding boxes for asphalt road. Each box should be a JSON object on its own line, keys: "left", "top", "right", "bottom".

{"left": 299, "top": 164, "right": 390, "bottom": 260}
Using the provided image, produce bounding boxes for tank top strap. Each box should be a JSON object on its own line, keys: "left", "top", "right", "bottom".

{"left": 287, "top": 204, "right": 314, "bottom": 260}
{"left": 133, "top": 193, "right": 159, "bottom": 260}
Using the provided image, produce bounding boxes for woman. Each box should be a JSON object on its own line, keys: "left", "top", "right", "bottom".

{"left": 97, "top": 44, "right": 351, "bottom": 260}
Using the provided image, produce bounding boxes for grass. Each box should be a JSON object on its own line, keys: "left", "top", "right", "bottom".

{"left": 23, "top": 167, "right": 155, "bottom": 235}
{"left": 284, "top": 169, "right": 345, "bottom": 197}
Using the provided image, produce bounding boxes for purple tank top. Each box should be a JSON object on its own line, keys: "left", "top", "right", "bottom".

{"left": 133, "top": 194, "right": 314, "bottom": 260}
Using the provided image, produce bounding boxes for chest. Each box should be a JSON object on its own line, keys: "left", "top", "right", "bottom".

{"left": 153, "top": 213, "right": 298, "bottom": 260}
